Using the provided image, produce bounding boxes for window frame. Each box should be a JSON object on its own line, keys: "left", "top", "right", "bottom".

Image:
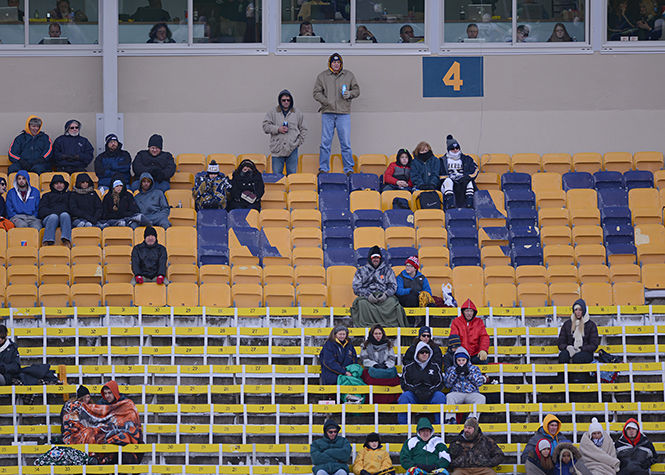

{"left": 601, "top": 0, "right": 665, "bottom": 52}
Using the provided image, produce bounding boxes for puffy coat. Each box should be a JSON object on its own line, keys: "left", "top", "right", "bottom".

{"left": 0, "top": 338, "right": 21, "bottom": 383}
{"left": 403, "top": 340, "right": 444, "bottom": 368}
{"left": 352, "top": 248, "right": 397, "bottom": 298}
{"left": 449, "top": 428, "right": 504, "bottom": 469}
{"left": 521, "top": 415, "right": 570, "bottom": 463}
{"left": 101, "top": 184, "right": 141, "bottom": 220}
{"left": 227, "top": 160, "right": 265, "bottom": 211}
{"left": 615, "top": 419, "right": 658, "bottom": 475}
{"left": 68, "top": 173, "right": 102, "bottom": 224}
{"left": 557, "top": 299, "right": 599, "bottom": 354}
{"left": 8, "top": 115, "right": 53, "bottom": 173}
{"left": 52, "top": 120, "right": 95, "bottom": 173}
{"left": 194, "top": 171, "right": 231, "bottom": 210}
{"left": 37, "top": 174, "right": 70, "bottom": 219}
{"left": 383, "top": 151, "right": 412, "bottom": 188}
{"left": 310, "top": 419, "right": 351, "bottom": 475}
{"left": 553, "top": 443, "right": 592, "bottom": 475}
{"left": 410, "top": 151, "right": 440, "bottom": 190}
{"left": 132, "top": 149, "right": 176, "bottom": 184}
{"left": 320, "top": 338, "right": 358, "bottom": 385}
{"left": 450, "top": 300, "right": 490, "bottom": 357}
{"left": 131, "top": 240, "right": 167, "bottom": 279}
{"left": 399, "top": 417, "right": 450, "bottom": 471}
{"left": 352, "top": 444, "right": 393, "bottom": 475}
{"left": 6, "top": 170, "right": 40, "bottom": 218}
{"left": 94, "top": 141, "right": 132, "bottom": 188}
{"left": 396, "top": 270, "right": 432, "bottom": 297}
{"left": 444, "top": 347, "right": 484, "bottom": 394}
{"left": 313, "top": 54, "right": 359, "bottom": 115}
{"left": 401, "top": 341, "right": 444, "bottom": 403}
{"left": 262, "top": 90, "right": 307, "bottom": 157}
{"left": 134, "top": 173, "right": 170, "bottom": 228}
{"left": 360, "top": 341, "right": 396, "bottom": 369}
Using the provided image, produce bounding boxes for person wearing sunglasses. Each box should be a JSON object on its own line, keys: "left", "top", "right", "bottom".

{"left": 311, "top": 419, "right": 351, "bottom": 475}
{"left": 52, "top": 119, "right": 94, "bottom": 174}
{"left": 440, "top": 134, "right": 478, "bottom": 210}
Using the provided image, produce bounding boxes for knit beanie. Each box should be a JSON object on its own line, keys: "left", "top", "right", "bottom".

{"left": 112, "top": 179, "right": 123, "bottom": 188}
{"left": 418, "top": 326, "right": 432, "bottom": 337}
{"left": 446, "top": 134, "right": 460, "bottom": 151}
{"left": 625, "top": 421, "right": 639, "bottom": 431}
{"left": 537, "top": 439, "right": 551, "bottom": 453}
{"left": 447, "top": 334, "right": 461, "bottom": 349}
{"left": 77, "top": 385, "right": 90, "bottom": 399}
{"left": 144, "top": 225, "right": 158, "bottom": 240}
{"left": 464, "top": 416, "right": 479, "bottom": 431}
{"left": 588, "top": 417, "right": 603, "bottom": 434}
{"left": 148, "top": 134, "right": 163, "bottom": 149}
{"left": 333, "top": 325, "right": 349, "bottom": 336}
{"left": 208, "top": 160, "right": 220, "bottom": 173}
{"left": 105, "top": 133, "right": 119, "bottom": 145}
{"left": 405, "top": 256, "right": 420, "bottom": 270}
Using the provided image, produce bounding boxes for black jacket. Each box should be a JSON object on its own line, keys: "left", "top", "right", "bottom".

{"left": 227, "top": 160, "right": 265, "bottom": 211}
{"left": 94, "top": 142, "right": 132, "bottom": 189}
{"left": 132, "top": 150, "right": 176, "bottom": 184}
{"left": 0, "top": 339, "right": 21, "bottom": 382}
{"left": 68, "top": 173, "right": 102, "bottom": 224}
{"left": 52, "top": 122, "right": 95, "bottom": 174}
{"left": 557, "top": 319, "right": 599, "bottom": 354}
{"left": 615, "top": 420, "right": 658, "bottom": 475}
{"left": 37, "top": 175, "right": 70, "bottom": 219}
{"left": 0, "top": 196, "right": 6, "bottom": 218}
{"left": 401, "top": 342, "right": 444, "bottom": 403}
{"left": 101, "top": 184, "right": 141, "bottom": 220}
{"left": 131, "top": 241, "right": 167, "bottom": 279}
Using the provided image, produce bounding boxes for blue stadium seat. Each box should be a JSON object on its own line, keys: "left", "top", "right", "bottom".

{"left": 445, "top": 208, "right": 477, "bottom": 229}
{"left": 258, "top": 231, "right": 283, "bottom": 264}
{"left": 605, "top": 243, "right": 637, "bottom": 264}
{"left": 593, "top": 171, "right": 623, "bottom": 190}
{"left": 474, "top": 190, "right": 506, "bottom": 222}
{"left": 349, "top": 173, "right": 380, "bottom": 192}
{"left": 562, "top": 172, "right": 593, "bottom": 190}
{"left": 383, "top": 209, "right": 414, "bottom": 228}
{"left": 509, "top": 225, "right": 540, "bottom": 247}
{"left": 322, "top": 226, "right": 354, "bottom": 249}
{"left": 197, "top": 209, "right": 228, "bottom": 228}
{"left": 322, "top": 209, "right": 352, "bottom": 228}
{"left": 600, "top": 207, "right": 632, "bottom": 228}
{"left": 198, "top": 226, "right": 229, "bottom": 265}
{"left": 448, "top": 226, "right": 479, "bottom": 248}
{"left": 262, "top": 172, "right": 284, "bottom": 183}
{"left": 510, "top": 243, "right": 543, "bottom": 267}
{"left": 319, "top": 190, "right": 350, "bottom": 210}
{"left": 318, "top": 173, "right": 348, "bottom": 193}
{"left": 228, "top": 209, "right": 257, "bottom": 229}
{"left": 501, "top": 172, "right": 532, "bottom": 192}
{"left": 324, "top": 248, "right": 356, "bottom": 267}
{"left": 354, "top": 248, "right": 375, "bottom": 267}
{"left": 623, "top": 170, "right": 654, "bottom": 190}
{"left": 504, "top": 190, "right": 537, "bottom": 209}
{"left": 352, "top": 210, "right": 384, "bottom": 228}
{"left": 480, "top": 226, "right": 510, "bottom": 244}
{"left": 597, "top": 189, "right": 628, "bottom": 208}
{"left": 507, "top": 208, "right": 538, "bottom": 229}
{"left": 385, "top": 246, "right": 418, "bottom": 266}
{"left": 450, "top": 246, "right": 481, "bottom": 267}
{"left": 603, "top": 223, "right": 635, "bottom": 246}
{"left": 230, "top": 227, "right": 260, "bottom": 255}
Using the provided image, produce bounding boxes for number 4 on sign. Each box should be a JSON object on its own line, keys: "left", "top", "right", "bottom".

{"left": 443, "top": 61, "right": 463, "bottom": 91}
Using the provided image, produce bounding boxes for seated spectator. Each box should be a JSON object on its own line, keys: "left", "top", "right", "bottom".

{"left": 399, "top": 417, "right": 450, "bottom": 471}
{"left": 52, "top": 120, "right": 94, "bottom": 174}
{"left": 38, "top": 174, "right": 72, "bottom": 247}
{"left": 466, "top": 23, "right": 479, "bottom": 39}
{"left": 547, "top": 22, "right": 573, "bottom": 42}
{"left": 360, "top": 324, "right": 396, "bottom": 371}
{"left": 524, "top": 439, "right": 555, "bottom": 475}
{"left": 353, "top": 433, "right": 394, "bottom": 475}
{"left": 521, "top": 414, "right": 570, "bottom": 463}
{"left": 227, "top": 159, "right": 265, "bottom": 211}
{"left": 448, "top": 416, "right": 504, "bottom": 475}
{"left": 99, "top": 179, "right": 147, "bottom": 229}
{"left": 94, "top": 133, "right": 132, "bottom": 192}
{"left": 262, "top": 89, "right": 307, "bottom": 176}
{"left": 403, "top": 326, "right": 443, "bottom": 367}
{"left": 60, "top": 385, "right": 90, "bottom": 435}
{"left": 194, "top": 161, "right": 231, "bottom": 210}
{"left": 450, "top": 299, "right": 489, "bottom": 365}
{"left": 553, "top": 443, "right": 592, "bottom": 475}
{"left": 516, "top": 24, "right": 530, "bottom": 42}
{"left": 131, "top": 225, "right": 167, "bottom": 285}
{"left": 383, "top": 148, "right": 413, "bottom": 191}
{"left": 615, "top": 418, "right": 658, "bottom": 475}
{"left": 8, "top": 115, "right": 52, "bottom": 174}
{"left": 398, "top": 342, "right": 446, "bottom": 425}
{"left": 134, "top": 172, "right": 170, "bottom": 229}
{"left": 351, "top": 246, "right": 408, "bottom": 328}
{"left": 443, "top": 347, "right": 485, "bottom": 424}
{"left": 320, "top": 325, "right": 358, "bottom": 385}
{"left": 442, "top": 334, "right": 462, "bottom": 372}
{"left": 395, "top": 256, "right": 433, "bottom": 308}
{"left": 399, "top": 24, "right": 415, "bottom": 43}
{"left": 132, "top": 0, "right": 171, "bottom": 22}
{"left": 558, "top": 299, "right": 599, "bottom": 366}
{"left": 311, "top": 419, "right": 351, "bottom": 475}
{"left": 49, "top": 0, "right": 76, "bottom": 20}
{"left": 69, "top": 173, "right": 102, "bottom": 228}
{"left": 289, "top": 21, "right": 325, "bottom": 42}
{"left": 131, "top": 134, "right": 176, "bottom": 192}
{"left": 410, "top": 141, "right": 440, "bottom": 191}
{"left": 6, "top": 171, "right": 41, "bottom": 229}
{"left": 0, "top": 177, "right": 7, "bottom": 195}
{"left": 0, "top": 325, "right": 21, "bottom": 386}
{"left": 636, "top": 1, "right": 657, "bottom": 40}
{"left": 440, "top": 135, "right": 478, "bottom": 210}
{"left": 147, "top": 22, "right": 176, "bottom": 43}
{"left": 356, "top": 25, "right": 377, "bottom": 42}
{"left": 38, "top": 23, "right": 71, "bottom": 44}
{"left": 579, "top": 417, "right": 620, "bottom": 475}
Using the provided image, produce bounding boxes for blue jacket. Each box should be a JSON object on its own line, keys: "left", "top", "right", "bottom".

{"left": 94, "top": 140, "right": 132, "bottom": 188}
{"left": 6, "top": 170, "right": 40, "bottom": 218}
{"left": 410, "top": 151, "right": 441, "bottom": 190}
{"left": 320, "top": 338, "right": 358, "bottom": 385}
{"left": 444, "top": 347, "right": 484, "bottom": 393}
{"left": 52, "top": 120, "right": 95, "bottom": 174}
{"left": 8, "top": 115, "right": 52, "bottom": 173}
{"left": 396, "top": 270, "right": 432, "bottom": 296}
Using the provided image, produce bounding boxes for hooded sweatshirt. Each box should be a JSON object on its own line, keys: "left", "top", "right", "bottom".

{"left": 6, "top": 170, "right": 40, "bottom": 218}
{"left": 68, "top": 173, "right": 102, "bottom": 224}
{"left": 262, "top": 89, "right": 308, "bottom": 157}
{"left": 94, "top": 135, "right": 132, "bottom": 188}
{"left": 352, "top": 246, "right": 397, "bottom": 298}
{"left": 558, "top": 299, "right": 599, "bottom": 355}
{"left": 450, "top": 299, "right": 490, "bottom": 357}
{"left": 52, "top": 120, "right": 95, "bottom": 173}
{"left": 310, "top": 419, "right": 351, "bottom": 475}
{"left": 444, "top": 346, "right": 485, "bottom": 394}
{"left": 228, "top": 160, "right": 265, "bottom": 211}
{"left": 8, "top": 115, "right": 53, "bottom": 173}
{"left": 384, "top": 149, "right": 413, "bottom": 187}
{"left": 131, "top": 228, "right": 168, "bottom": 279}
{"left": 313, "top": 53, "right": 359, "bottom": 114}
{"left": 521, "top": 414, "right": 571, "bottom": 463}
{"left": 134, "top": 172, "right": 171, "bottom": 228}
{"left": 132, "top": 141, "right": 176, "bottom": 184}
{"left": 98, "top": 380, "right": 127, "bottom": 405}
{"left": 401, "top": 341, "right": 444, "bottom": 403}
{"left": 37, "top": 174, "right": 70, "bottom": 219}
{"left": 399, "top": 417, "right": 450, "bottom": 471}
{"left": 615, "top": 419, "right": 658, "bottom": 475}
{"left": 0, "top": 337, "right": 21, "bottom": 383}
{"left": 101, "top": 182, "right": 141, "bottom": 220}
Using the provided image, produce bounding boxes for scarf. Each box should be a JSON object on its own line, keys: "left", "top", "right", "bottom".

{"left": 74, "top": 186, "right": 92, "bottom": 195}
{"left": 571, "top": 313, "right": 588, "bottom": 351}
{"left": 367, "top": 333, "right": 388, "bottom": 347}
{"left": 0, "top": 338, "right": 10, "bottom": 353}
{"left": 417, "top": 150, "right": 433, "bottom": 162}
{"left": 447, "top": 150, "right": 462, "bottom": 159}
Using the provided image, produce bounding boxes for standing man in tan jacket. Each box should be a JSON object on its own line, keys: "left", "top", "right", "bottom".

{"left": 262, "top": 89, "right": 307, "bottom": 176}
{"left": 313, "top": 53, "right": 360, "bottom": 176}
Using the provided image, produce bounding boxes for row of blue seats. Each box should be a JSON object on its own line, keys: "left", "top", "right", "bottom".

{"left": 501, "top": 170, "right": 655, "bottom": 192}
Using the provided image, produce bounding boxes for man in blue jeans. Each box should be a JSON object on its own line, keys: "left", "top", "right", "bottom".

{"left": 38, "top": 174, "right": 72, "bottom": 247}
{"left": 262, "top": 89, "right": 307, "bottom": 176}
{"left": 313, "top": 53, "right": 359, "bottom": 175}
{"left": 398, "top": 341, "right": 447, "bottom": 425}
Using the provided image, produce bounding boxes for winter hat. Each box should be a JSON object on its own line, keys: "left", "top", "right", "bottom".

{"left": 144, "top": 225, "right": 158, "bottom": 240}
{"left": 447, "top": 334, "right": 461, "bottom": 349}
{"left": 148, "top": 134, "right": 163, "bottom": 149}
{"left": 572, "top": 298, "right": 587, "bottom": 315}
{"left": 105, "top": 133, "right": 119, "bottom": 145}
{"left": 208, "top": 160, "right": 220, "bottom": 174}
{"left": 625, "top": 421, "right": 639, "bottom": 431}
{"left": 418, "top": 326, "right": 432, "bottom": 337}
{"left": 454, "top": 346, "right": 470, "bottom": 361}
{"left": 446, "top": 134, "right": 460, "bottom": 151}
{"left": 405, "top": 256, "right": 420, "bottom": 270}
{"left": 588, "top": 417, "right": 603, "bottom": 434}
{"left": 464, "top": 416, "right": 479, "bottom": 431}
{"left": 365, "top": 432, "right": 381, "bottom": 445}
{"left": 537, "top": 439, "right": 551, "bottom": 453}
{"left": 76, "top": 385, "right": 90, "bottom": 399}
{"left": 333, "top": 325, "right": 349, "bottom": 336}
{"left": 65, "top": 119, "right": 81, "bottom": 133}
{"left": 112, "top": 179, "right": 123, "bottom": 188}
{"left": 368, "top": 246, "right": 382, "bottom": 259}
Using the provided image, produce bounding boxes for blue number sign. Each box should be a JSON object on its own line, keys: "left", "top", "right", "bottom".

{"left": 422, "top": 57, "right": 484, "bottom": 97}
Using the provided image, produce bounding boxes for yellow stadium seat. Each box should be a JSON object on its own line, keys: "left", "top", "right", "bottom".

{"left": 326, "top": 265, "right": 356, "bottom": 307}
{"left": 39, "top": 172, "right": 70, "bottom": 192}
{"left": 655, "top": 170, "right": 665, "bottom": 190}
{"left": 292, "top": 247, "right": 324, "bottom": 267}
{"left": 603, "top": 152, "right": 633, "bottom": 172}
{"left": 0, "top": 229, "right": 6, "bottom": 250}
{"left": 612, "top": 282, "right": 644, "bottom": 305}
{"left": 287, "top": 190, "right": 318, "bottom": 210}
{"left": 296, "top": 283, "right": 327, "bottom": 307}
{"left": 169, "top": 172, "right": 194, "bottom": 191}
{"left": 642, "top": 263, "right": 665, "bottom": 289}
{"left": 480, "top": 153, "right": 511, "bottom": 174}
{"left": 198, "top": 264, "right": 230, "bottom": 284}
{"left": 418, "top": 246, "right": 450, "bottom": 268}
{"left": 350, "top": 190, "right": 381, "bottom": 212}
{"left": 261, "top": 190, "right": 287, "bottom": 210}
{"left": 169, "top": 208, "right": 197, "bottom": 227}
{"left": 572, "top": 152, "right": 602, "bottom": 173}
{"left": 381, "top": 190, "right": 412, "bottom": 211}
{"left": 71, "top": 246, "right": 102, "bottom": 265}
{"left": 8, "top": 265, "right": 38, "bottom": 285}
{"left": 480, "top": 246, "right": 510, "bottom": 267}
{"left": 511, "top": 153, "right": 541, "bottom": 174}
{"left": 572, "top": 225, "right": 603, "bottom": 246}
{"left": 199, "top": 283, "right": 231, "bottom": 307}
{"left": 484, "top": 266, "right": 515, "bottom": 284}
{"left": 133, "top": 226, "right": 166, "bottom": 245}
{"left": 7, "top": 246, "right": 38, "bottom": 266}
{"left": 568, "top": 207, "right": 600, "bottom": 227}
{"left": 232, "top": 283, "right": 263, "bottom": 307}
{"left": 237, "top": 153, "right": 267, "bottom": 173}
{"left": 261, "top": 228, "right": 292, "bottom": 266}
{"left": 542, "top": 153, "right": 572, "bottom": 174}
{"left": 485, "top": 283, "right": 517, "bottom": 307}
{"left": 541, "top": 226, "right": 572, "bottom": 247}
{"left": 416, "top": 227, "right": 447, "bottom": 248}
{"left": 546, "top": 264, "right": 579, "bottom": 284}
{"left": 475, "top": 172, "right": 500, "bottom": 191}
{"left": 167, "top": 282, "right": 198, "bottom": 306}
{"left": 167, "top": 264, "right": 199, "bottom": 283}
{"left": 70, "top": 171, "right": 98, "bottom": 187}
{"left": 176, "top": 153, "right": 205, "bottom": 174}
{"left": 633, "top": 151, "right": 663, "bottom": 172}
{"left": 294, "top": 265, "right": 325, "bottom": 285}
{"left": 71, "top": 227, "right": 101, "bottom": 247}
{"left": 39, "top": 264, "right": 70, "bottom": 285}
{"left": 264, "top": 175, "right": 287, "bottom": 194}
{"left": 134, "top": 282, "right": 167, "bottom": 307}
{"left": 103, "top": 264, "right": 133, "bottom": 284}
{"left": 566, "top": 188, "right": 597, "bottom": 209}
{"left": 0, "top": 155, "right": 10, "bottom": 174}
{"left": 207, "top": 153, "right": 237, "bottom": 175}
{"left": 263, "top": 265, "right": 295, "bottom": 285}
{"left": 581, "top": 282, "right": 612, "bottom": 306}
{"left": 577, "top": 264, "right": 610, "bottom": 283}
{"left": 291, "top": 227, "right": 322, "bottom": 248}
{"left": 291, "top": 209, "right": 321, "bottom": 228}
{"left": 635, "top": 223, "right": 665, "bottom": 247}
{"left": 515, "top": 265, "right": 547, "bottom": 284}
{"left": 166, "top": 227, "right": 197, "bottom": 265}
{"left": 574, "top": 244, "right": 606, "bottom": 266}
{"left": 230, "top": 209, "right": 259, "bottom": 229}
{"left": 354, "top": 227, "right": 385, "bottom": 249}
{"left": 6, "top": 284, "right": 37, "bottom": 307}
{"left": 385, "top": 227, "right": 415, "bottom": 248}
{"left": 165, "top": 189, "right": 195, "bottom": 209}
{"left": 609, "top": 264, "right": 641, "bottom": 284}
{"left": 70, "top": 283, "right": 102, "bottom": 307}
{"left": 532, "top": 172, "right": 562, "bottom": 192}
{"left": 298, "top": 153, "right": 320, "bottom": 174}
{"left": 412, "top": 190, "right": 443, "bottom": 211}
{"left": 0, "top": 267, "right": 5, "bottom": 287}
{"left": 536, "top": 190, "right": 566, "bottom": 209}
{"left": 452, "top": 266, "right": 484, "bottom": 305}
{"left": 260, "top": 209, "right": 291, "bottom": 228}
{"left": 539, "top": 208, "right": 569, "bottom": 227}
{"left": 549, "top": 282, "right": 580, "bottom": 306}
{"left": 39, "top": 246, "right": 70, "bottom": 266}
{"left": 102, "top": 283, "right": 134, "bottom": 306}
{"left": 414, "top": 209, "right": 445, "bottom": 228}
{"left": 517, "top": 283, "right": 549, "bottom": 307}
{"left": 358, "top": 154, "right": 388, "bottom": 175}
{"left": 103, "top": 245, "right": 132, "bottom": 266}
{"left": 478, "top": 190, "right": 506, "bottom": 227}
{"left": 231, "top": 265, "right": 262, "bottom": 285}
{"left": 228, "top": 230, "right": 259, "bottom": 267}
{"left": 264, "top": 283, "right": 295, "bottom": 307}
{"left": 285, "top": 173, "right": 317, "bottom": 193}
{"left": 544, "top": 245, "right": 575, "bottom": 266}
{"left": 629, "top": 189, "right": 662, "bottom": 225}
{"left": 8, "top": 227, "right": 39, "bottom": 248}
{"left": 424, "top": 267, "right": 453, "bottom": 298}
{"left": 39, "top": 283, "right": 70, "bottom": 307}
{"left": 102, "top": 227, "right": 133, "bottom": 247}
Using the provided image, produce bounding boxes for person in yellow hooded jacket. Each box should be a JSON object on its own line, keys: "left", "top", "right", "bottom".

{"left": 353, "top": 433, "right": 395, "bottom": 475}
{"left": 520, "top": 414, "right": 571, "bottom": 464}
{"left": 8, "top": 115, "right": 53, "bottom": 174}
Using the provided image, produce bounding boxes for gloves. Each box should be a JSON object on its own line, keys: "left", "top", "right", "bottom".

{"left": 478, "top": 350, "right": 488, "bottom": 362}
{"left": 375, "top": 292, "right": 387, "bottom": 303}
{"left": 135, "top": 275, "right": 144, "bottom": 284}
{"left": 461, "top": 365, "right": 470, "bottom": 375}
{"left": 156, "top": 275, "right": 165, "bottom": 285}
{"left": 367, "top": 294, "right": 379, "bottom": 304}
{"left": 566, "top": 345, "right": 577, "bottom": 356}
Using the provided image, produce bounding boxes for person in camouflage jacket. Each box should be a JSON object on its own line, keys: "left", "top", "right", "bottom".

{"left": 448, "top": 417, "right": 504, "bottom": 474}
{"left": 194, "top": 160, "right": 231, "bottom": 211}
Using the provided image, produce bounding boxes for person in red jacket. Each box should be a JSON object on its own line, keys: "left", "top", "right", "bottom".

{"left": 449, "top": 299, "right": 489, "bottom": 365}
{"left": 383, "top": 148, "right": 413, "bottom": 191}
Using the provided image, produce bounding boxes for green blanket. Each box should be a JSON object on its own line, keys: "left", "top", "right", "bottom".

{"left": 351, "top": 295, "right": 408, "bottom": 328}
{"left": 337, "top": 363, "right": 366, "bottom": 403}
